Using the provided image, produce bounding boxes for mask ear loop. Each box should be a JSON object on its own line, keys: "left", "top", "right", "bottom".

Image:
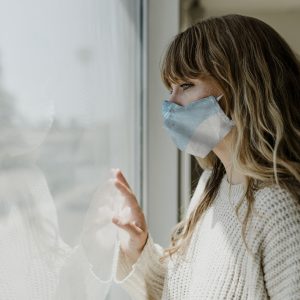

{"left": 216, "top": 95, "right": 223, "bottom": 101}
{"left": 216, "top": 94, "right": 236, "bottom": 126}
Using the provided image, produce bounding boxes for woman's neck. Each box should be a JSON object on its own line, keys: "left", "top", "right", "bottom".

{"left": 212, "top": 131, "right": 247, "bottom": 185}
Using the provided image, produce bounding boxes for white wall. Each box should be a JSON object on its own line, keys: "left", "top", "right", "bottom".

{"left": 202, "top": 3, "right": 300, "bottom": 55}
{"left": 252, "top": 11, "right": 300, "bottom": 55}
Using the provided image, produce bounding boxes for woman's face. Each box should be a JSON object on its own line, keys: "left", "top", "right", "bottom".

{"left": 168, "top": 76, "right": 223, "bottom": 107}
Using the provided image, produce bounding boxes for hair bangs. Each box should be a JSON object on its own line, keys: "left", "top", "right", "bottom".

{"left": 161, "top": 30, "right": 208, "bottom": 90}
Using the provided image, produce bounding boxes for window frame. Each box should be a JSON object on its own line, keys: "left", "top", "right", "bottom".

{"left": 143, "top": 0, "right": 181, "bottom": 247}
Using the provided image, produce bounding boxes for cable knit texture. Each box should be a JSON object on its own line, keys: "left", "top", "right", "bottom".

{"left": 114, "top": 169, "right": 300, "bottom": 299}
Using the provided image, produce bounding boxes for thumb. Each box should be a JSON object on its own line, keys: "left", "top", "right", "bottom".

{"left": 112, "top": 217, "right": 143, "bottom": 235}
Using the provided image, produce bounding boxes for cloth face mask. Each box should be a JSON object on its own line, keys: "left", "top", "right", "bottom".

{"left": 161, "top": 95, "right": 235, "bottom": 158}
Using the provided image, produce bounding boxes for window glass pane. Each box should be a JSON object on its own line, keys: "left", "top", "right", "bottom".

{"left": 0, "top": 0, "right": 141, "bottom": 299}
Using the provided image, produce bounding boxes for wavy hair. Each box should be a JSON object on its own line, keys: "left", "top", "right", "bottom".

{"left": 159, "top": 14, "right": 300, "bottom": 262}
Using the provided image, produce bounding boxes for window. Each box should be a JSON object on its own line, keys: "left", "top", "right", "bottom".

{"left": 0, "top": 0, "right": 143, "bottom": 298}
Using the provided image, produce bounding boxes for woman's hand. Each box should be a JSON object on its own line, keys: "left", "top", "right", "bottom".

{"left": 111, "top": 168, "right": 148, "bottom": 263}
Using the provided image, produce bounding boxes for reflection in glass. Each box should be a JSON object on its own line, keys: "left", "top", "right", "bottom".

{"left": 0, "top": 0, "right": 141, "bottom": 299}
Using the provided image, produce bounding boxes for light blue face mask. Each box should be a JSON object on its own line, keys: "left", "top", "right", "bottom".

{"left": 161, "top": 95, "right": 235, "bottom": 158}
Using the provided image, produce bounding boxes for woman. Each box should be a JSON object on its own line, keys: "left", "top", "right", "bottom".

{"left": 111, "top": 14, "right": 300, "bottom": 299}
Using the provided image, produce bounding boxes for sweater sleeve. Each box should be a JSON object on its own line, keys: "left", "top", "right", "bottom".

{"left": 114, "top": 233, "right": 167, "bottom": 300}
{"left": 260, "top": 187, "right": 300, "bottom": 300}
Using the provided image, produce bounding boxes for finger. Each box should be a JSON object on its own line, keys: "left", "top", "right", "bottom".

{"left": 112, "top": 217, "right": 143, "bottom": 235}
{"left": 110, "top": 168, "right": 130, "bottom": 189}
{"left": 115, "top": 169, "right": 131, "bottom": 190}
{"left": 131, "top": 221, "right": 144, "bottom": 233}
{"left": 114, "top": 179, "right": 139, "bottom": 207}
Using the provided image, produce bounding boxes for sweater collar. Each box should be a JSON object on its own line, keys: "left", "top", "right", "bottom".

{"left": 219, "top": 173, "right": 246, "bottom": 205}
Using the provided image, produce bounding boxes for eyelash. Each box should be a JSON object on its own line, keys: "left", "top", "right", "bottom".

{"left": 169, "top": 83, "right": 193, "bottom": 94}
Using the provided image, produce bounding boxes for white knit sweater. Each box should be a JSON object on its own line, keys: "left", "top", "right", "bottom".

{"left": 114, "top": 169, "right": 300, "bottom": 299}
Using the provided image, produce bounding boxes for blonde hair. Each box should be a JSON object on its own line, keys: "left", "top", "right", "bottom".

{"left": 160, "top": 14, "right": 300, "bottom": 262}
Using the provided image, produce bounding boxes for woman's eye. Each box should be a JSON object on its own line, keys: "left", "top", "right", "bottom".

{"left": 180, "top": 83, "right": 193, "bottom": 90}
{"left": 169, "top": 83, "right": 193, "bottom": 94}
